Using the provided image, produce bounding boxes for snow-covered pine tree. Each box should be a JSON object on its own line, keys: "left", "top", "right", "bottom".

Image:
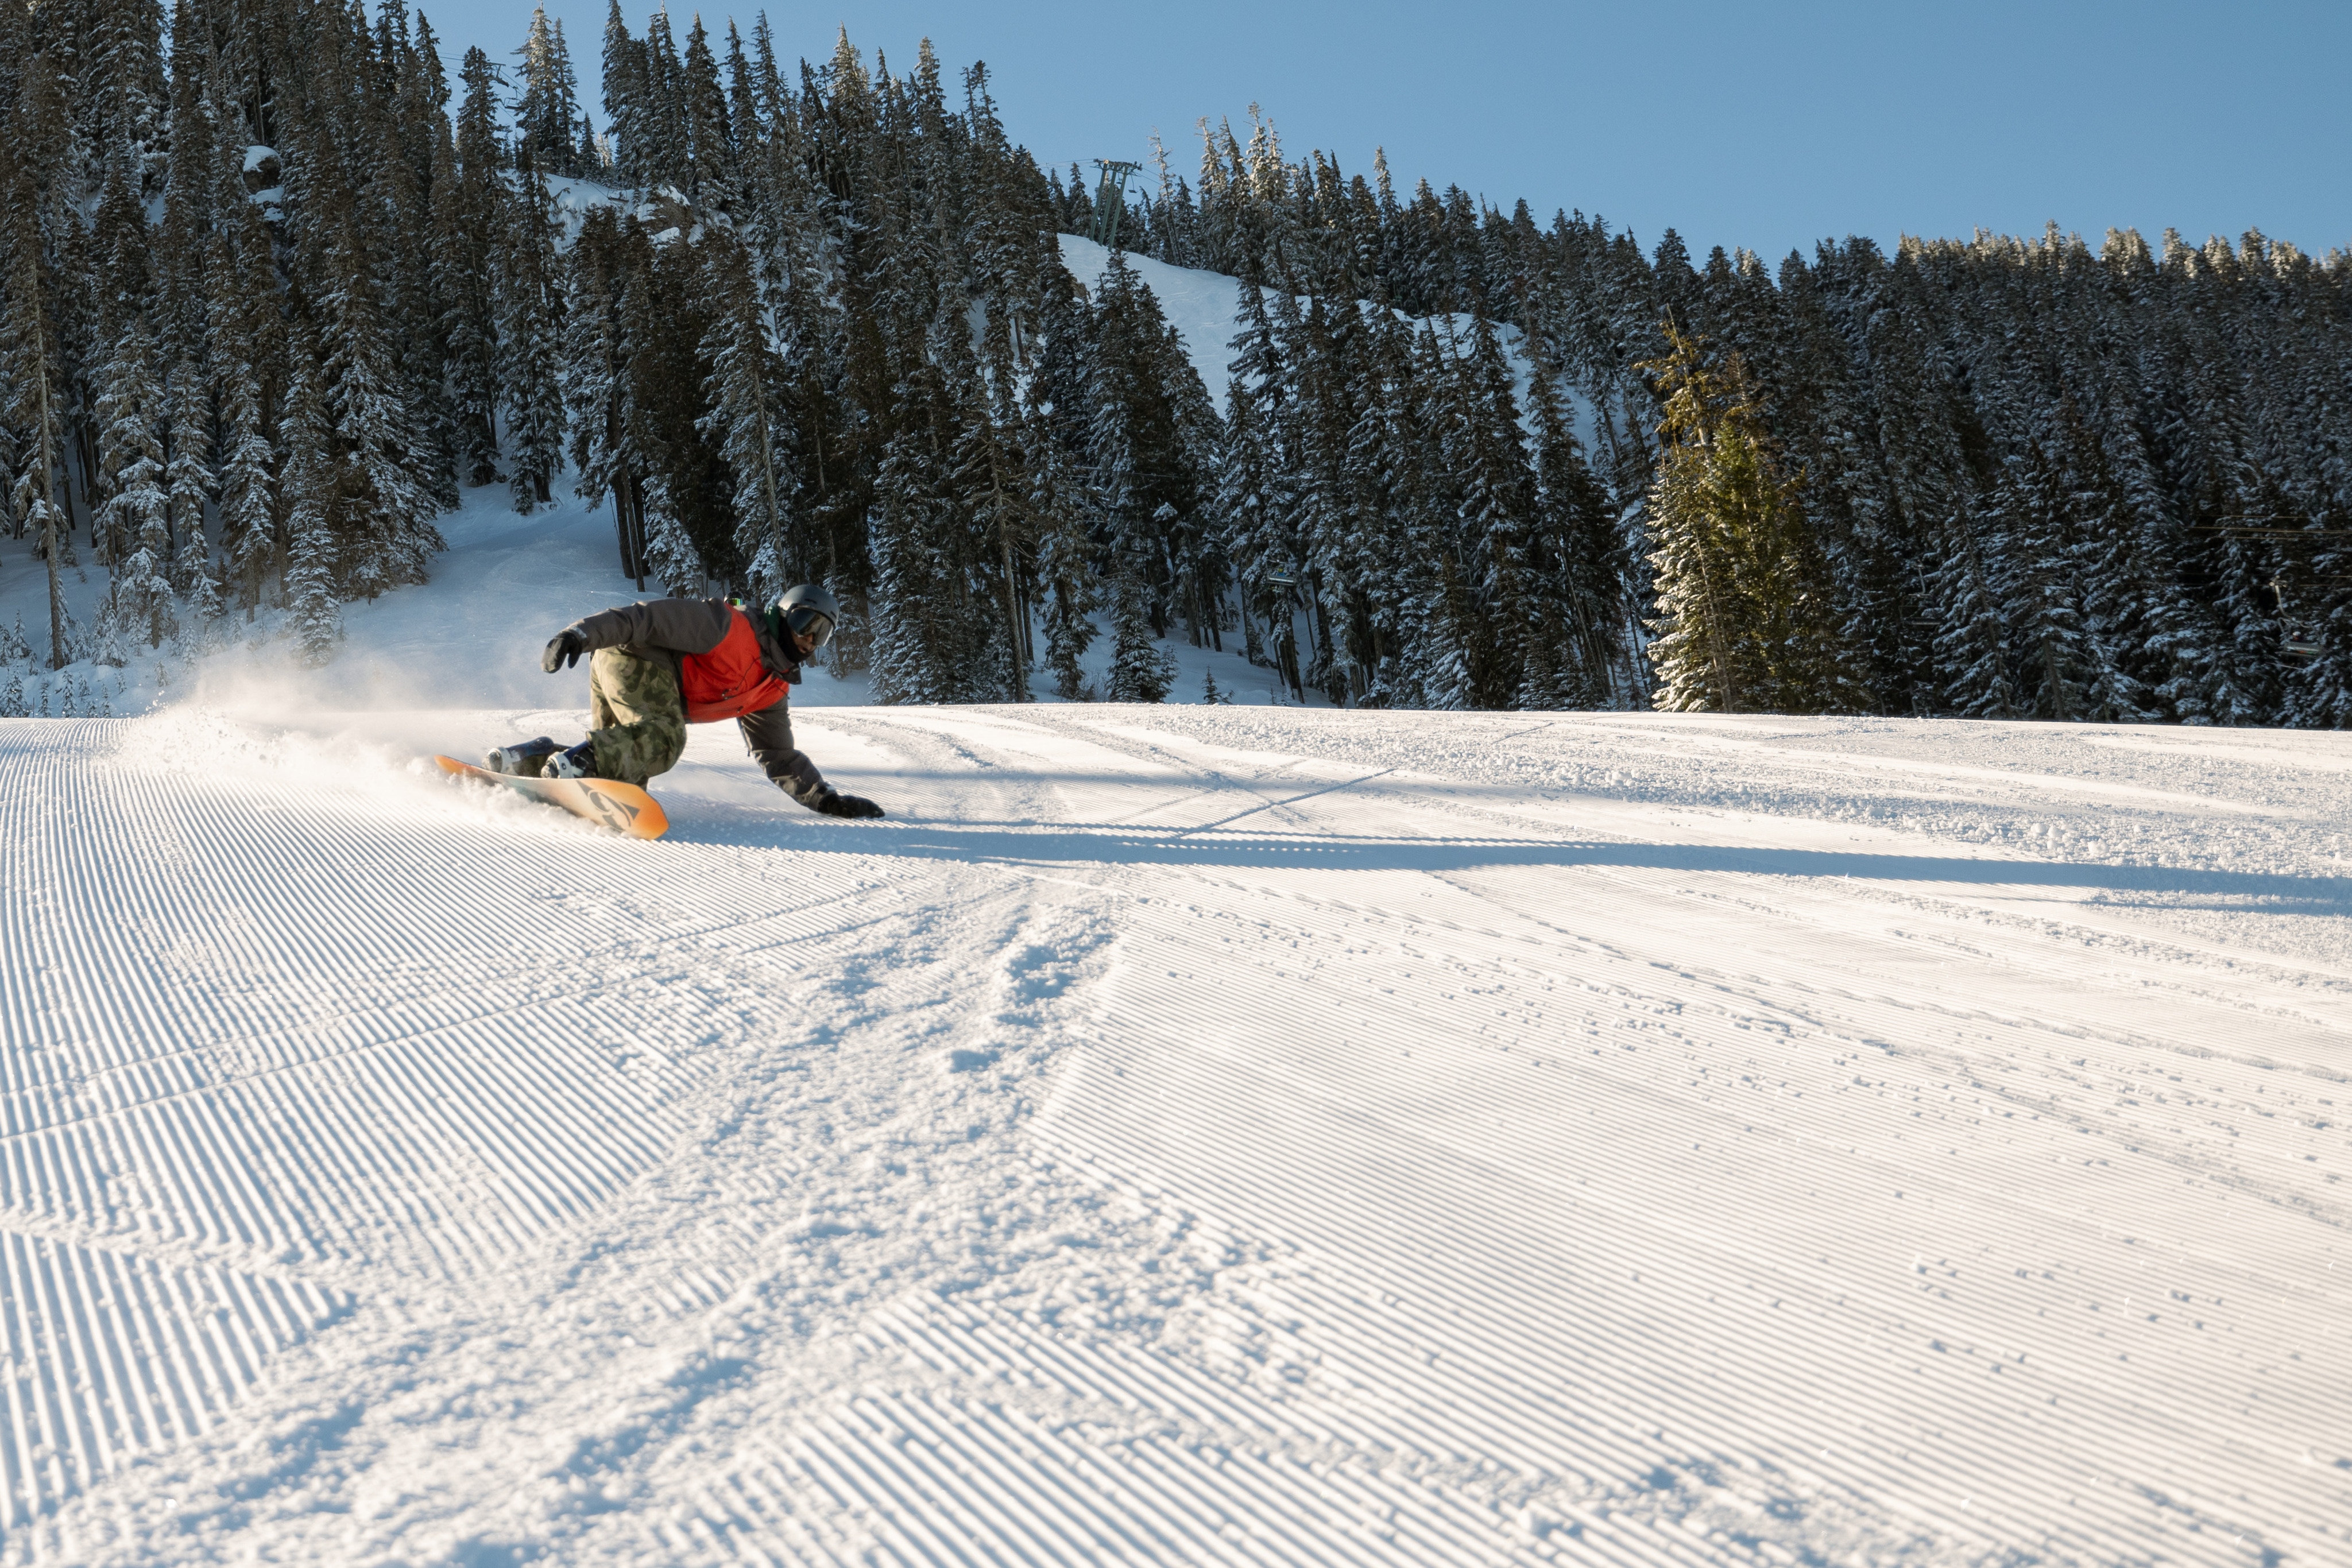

{"left": 1028, "top": 402, "right": 1098, "bottom": 700}
{"left": 279, "top": 351, "right": 342, "bottom": 664}
{"left": 12, "top": 46, "right": 82, "bottom": 371}
{"left": 75, "top": 0, "right": 167, "bottom": 185}
{"left": 601, "top": 0, "right": 648, "bottom": 187}
{"left": 90, "top": 152, "right": 157, "bottom": 570}
{"left": 1215, "top": 374, "right": 1276, "bottom": 675}
{"left": 153, "top": 1, "right": 213, "bottom": 375}
{"left": 117, "top": 481, "right": 177, "bottom": 649}
{"left": 1087, "top": 253, "right": 1217, "bottom": 675}
{"left": 623, "top": 221, "right": 737, "bottom": 579}
{"left": 698, "top": 233, "right": 794, "bottom": 601}
{"left": 5, "top": 164, "right": 74, "bottom": 669}
{"left": 1027, "top": 256, "right": 1093, "bottom": 462}
{"left": 1996, "top": 441, "right": 2097, "bottom": 721}
{"left": 1444, "top": 311, "right": 1539, "bottom": 708}
{"left": 378, "top": 36, "right": 463, "bottom": 514}
{"left": 500, "top": 150, "right": 567, "bottom": 512}
{"left": 319, "top": 197, "right": 440, "bottom": 598}
{"left": 90, "top": 121, "right": 157, "bottom": 359}
{"left": 97, "top": 320, "right": 175, "bottom": 645}
{"left": 1929, "top": 504, "right": 2017, "bottom": 718}
{"left": 1104, "top": 568, "right": 1176, "bottom": 702}
{"left": 1860, "top": 245, "right": 1982, "bottom": 709}
{"left": 637, "top": 470, "right": 704, "bottom": 594}
{"left": 1018, "top": 262, "right": 1101, "bottom": 697}
{"left": 440, "top": 49, "right": 505, "bottom": 486}
{"left": 1281, "top": 293, "right": 1357, "bottom": 701}
{"left": 564, "top": 210, "right": 645, "bottom": 582}
{"left": 1638, "top": 324, "right": 1856, "bottom": 713}
{"left": 1337, "top": 309, "right": 1422, "bottom": 704}
{"left": 164, "top": 356, "right": 208, "bottom": 595}
{"left": 2200, "top": 485, "right": 2292, "bottom": 727}
{"left": 2284, "top": 502, "right": 2352, "bottom": 728}
{"left": 0, "top": 178, "right": 15, "bottom": 521}
{"left": 1519, "top": 315, "right": 1626, "bottom": 708}
{"left": 939, "top": 292, "right": 1035, "bottom": 702}
{"left": 637, "top": 7, "right": 690, "bottom": 196}
{"left": 208, "top": 216, "right": 282, "bottom": 615}
{"left": 2049, "top": 402, "right": 2155, "bottom": 723}
{"left": 1769, "top": 247, "right": 1916, "bottom": 712}
{"left": 1377, "top": 322, "right": 1466, "bottom": 710}
{"left": 514, "top": 7, "right": 582, "bottom": 177}
{"left": 185, "top": 546, "right": 225, "bottom": 637}
{"left": 866, "top": 413, "right": 968, "bottom": 705}
{"left": 0, "top": 0, "right": 27, "bottom": 150}
{"left": 1416, "top": 559, "right": 1481, "bottom": 713}
{"left": 873, "top": 281, "right": 999, "bottom": 698}
{"left": 722, "top": 24, "right": 767, "bottom": 218}
{"left": 679, "top": 15, "right": 733, "bottom": 209}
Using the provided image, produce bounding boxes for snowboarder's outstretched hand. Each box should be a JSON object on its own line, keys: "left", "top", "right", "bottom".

{"left": 815, "top": 790, "right": 884, "bottom": 820}
{"left": 541, "top": 630, "right": 587, "bottom": 672}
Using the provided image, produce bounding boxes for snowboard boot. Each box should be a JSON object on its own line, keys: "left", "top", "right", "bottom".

{"left": 543, "top": 740, "right": 599, "bottom": 780}
{"left": 484, "top": 736, "right": 560, "bottom": 777}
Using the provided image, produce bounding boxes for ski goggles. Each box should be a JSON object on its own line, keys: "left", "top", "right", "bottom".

{"left": 784, "top": 605, "right": 835, "bottom": 648}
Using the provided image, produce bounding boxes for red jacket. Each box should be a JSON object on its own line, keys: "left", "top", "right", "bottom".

{"left": 679, "top": 605, "right": 791, "bottom": 722}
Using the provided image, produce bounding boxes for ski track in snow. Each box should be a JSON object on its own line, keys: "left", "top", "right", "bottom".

{"left": 0, "top": 703, "right": 2346, "bottom": 1565}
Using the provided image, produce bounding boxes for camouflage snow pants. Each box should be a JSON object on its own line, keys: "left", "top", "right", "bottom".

{"left": 586, "top": 648, "right": 688, "bottom": 785}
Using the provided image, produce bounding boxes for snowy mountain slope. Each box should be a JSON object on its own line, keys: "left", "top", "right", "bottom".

{"left": 1055, "top": 234, "right": 1580, "bottom": 442}
{"left": 1059, "top": 234, "right": 1253, "bottom": 408}
{"left": 1, "top": 685, "right": 2346, "bottom": 1563}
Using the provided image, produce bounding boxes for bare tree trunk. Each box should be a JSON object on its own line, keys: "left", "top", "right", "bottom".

{"left": 999, "top": 521, "right": 1027, "bottom": 700}
{"left": 613, "top": 464, "right": 645, "bottom": 587}
{"left": 754, "top": 396, "right": 785, "bottom": 592}
{"left": 72, "top": 415, "right": 96, "bottom": 539}
{"left": 37, "top": 356, "right": 67, "bottom": 670}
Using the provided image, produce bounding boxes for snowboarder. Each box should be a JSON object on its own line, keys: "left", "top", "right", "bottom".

{"left": 486, "top": 584, "right": 885, "bottom": 819}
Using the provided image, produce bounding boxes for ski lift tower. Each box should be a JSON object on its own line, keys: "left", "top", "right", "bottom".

{"left": 1090, "top": 159, "right": 1143, "bottom": 250}
{"left": 2190, "top": 518, "right": 2352, "bottom": 659}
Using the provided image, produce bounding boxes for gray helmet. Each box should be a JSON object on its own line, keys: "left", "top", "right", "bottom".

{"left": 775, "top": 583, "right": 840, "bottom": 649}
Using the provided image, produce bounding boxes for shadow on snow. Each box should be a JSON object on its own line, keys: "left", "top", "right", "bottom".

{"left": 673, "top": 811, "right": 2347, "bottom": 911}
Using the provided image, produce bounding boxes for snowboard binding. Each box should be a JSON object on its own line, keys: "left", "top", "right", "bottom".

{"left": 483, "top": 736, "right": 560, "bottom": 777}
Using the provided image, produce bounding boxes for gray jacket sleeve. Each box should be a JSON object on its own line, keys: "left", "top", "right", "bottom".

{"left": 567, "top": 598, "right": 734, "bottom": 656}
{"left": 738, "top": 701, "right": 831, "bottom": 809}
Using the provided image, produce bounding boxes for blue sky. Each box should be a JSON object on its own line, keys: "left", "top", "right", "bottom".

{"left": 430, "top": 0, "right": 2351, "bottom": 268}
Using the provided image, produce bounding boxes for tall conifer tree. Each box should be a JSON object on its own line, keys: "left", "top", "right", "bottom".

{"left": 1639, "top": 324, "right": 1856, "bottom": 713}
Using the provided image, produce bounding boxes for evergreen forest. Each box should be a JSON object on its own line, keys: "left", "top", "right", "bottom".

{"left": 3, "top": 0, "right": 2349, "bottom": 723}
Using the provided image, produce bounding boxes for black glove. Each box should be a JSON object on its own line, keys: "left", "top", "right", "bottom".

{"left": 814, "top": 790, "right": 884, "bottom": 820}
{"left": 541, "top": 629, "right": 586, "bottom": 672}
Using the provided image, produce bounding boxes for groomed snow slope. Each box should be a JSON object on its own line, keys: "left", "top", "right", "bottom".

{"left": 1, "top": 691, "right": 2348, "bottom": 1564}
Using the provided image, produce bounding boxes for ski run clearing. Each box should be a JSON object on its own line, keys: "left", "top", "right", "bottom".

{"left": 5, "top": 693, "right": 2348, "bottom": 1568}
{"left": 0, "top": 433, "right": 2346, "bottom": 1568}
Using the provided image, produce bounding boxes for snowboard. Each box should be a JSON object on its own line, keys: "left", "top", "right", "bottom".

{"left": 432, "top": 756, "right": 671, "bottom": 840}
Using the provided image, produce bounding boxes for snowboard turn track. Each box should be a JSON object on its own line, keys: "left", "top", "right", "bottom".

{"left": 0, "top": 705, "right": 2344, "bottom": 1565}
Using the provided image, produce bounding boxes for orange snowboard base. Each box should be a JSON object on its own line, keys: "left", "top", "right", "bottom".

{"left": 433, "top": 756, "right": 670, "bottom": 840}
